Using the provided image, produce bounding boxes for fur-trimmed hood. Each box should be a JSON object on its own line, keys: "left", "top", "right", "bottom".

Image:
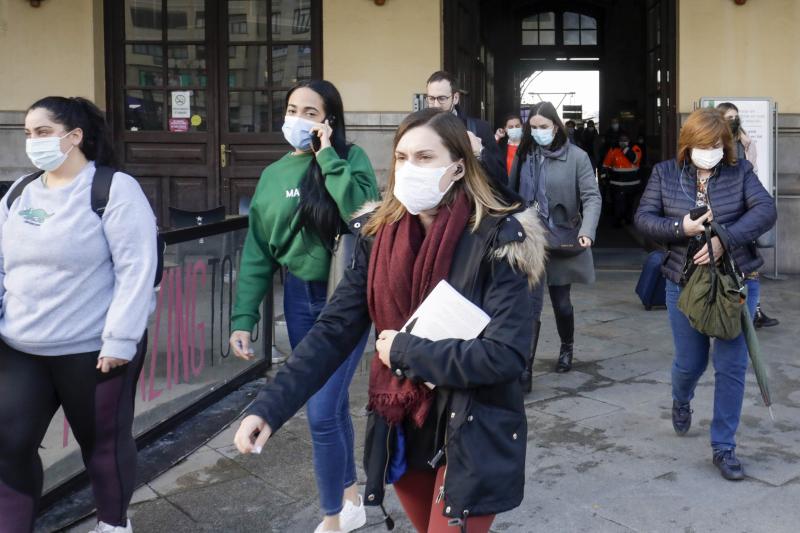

{"left": 492, "top": 207, "right": 547, "bottom": 288}
{"left": 350, "top": 202, "right": 547, "bottom": 288}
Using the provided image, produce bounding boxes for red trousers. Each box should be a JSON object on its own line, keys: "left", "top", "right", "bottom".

{"left": 392, "top": 467, "right": 495, "bottom": 533}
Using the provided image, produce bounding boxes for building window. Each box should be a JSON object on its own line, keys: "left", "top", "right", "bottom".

{"left": 522, "top": 10, "right": 599, "bottom": 47}
{"left": 230, "top": 14, "right": 248, "bottom": 35}
{"left": 563, "top": 12, "right": 597, "bottom": 46}
{"left": 293, "top": 7, "right": 311, "bottom": 34}
{"left": 522, "top": 12, "right": 555, "bottom": 46}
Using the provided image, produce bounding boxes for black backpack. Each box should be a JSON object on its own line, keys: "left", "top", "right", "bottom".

{"left": 6, "top": 166, "right": 165, "bottom": 286}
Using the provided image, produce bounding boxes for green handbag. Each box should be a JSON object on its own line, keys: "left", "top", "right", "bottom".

{"left": 678, "top": 223, "right": 747, "bottom": 340}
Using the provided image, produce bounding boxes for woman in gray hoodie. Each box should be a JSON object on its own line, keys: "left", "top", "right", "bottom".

{"left": 0, "top": 97, "right": 157, "bottom": 533}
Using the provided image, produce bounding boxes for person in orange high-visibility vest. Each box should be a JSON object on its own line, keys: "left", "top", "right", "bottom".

{"left": 602, "top": 134, "right": 642, "bottom": 226}
{"left": 602, "top": 134, "right": 642, "bottom": 170}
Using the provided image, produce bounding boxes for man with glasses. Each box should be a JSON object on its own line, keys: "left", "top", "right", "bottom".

{"left": 426, "top": 71, "right": 508, "bottom": 186}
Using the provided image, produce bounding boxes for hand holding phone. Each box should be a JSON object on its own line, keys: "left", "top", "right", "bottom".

{"left": 682, "top": 206, "right": 713, "bottom": 237}
{"left": 689, "top": 205, "right": 709, "bottom": 220}
{"left": 310, "top": 118, "right": 333, "bottom": 153}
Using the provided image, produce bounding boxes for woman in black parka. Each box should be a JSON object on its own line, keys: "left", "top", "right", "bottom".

{"left": 233, "top": 108, "right": 546, "bottom": 533}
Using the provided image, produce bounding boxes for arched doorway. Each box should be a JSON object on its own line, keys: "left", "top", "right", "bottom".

{"left": 444, "top": 0, "right": 677, "bottom": 257}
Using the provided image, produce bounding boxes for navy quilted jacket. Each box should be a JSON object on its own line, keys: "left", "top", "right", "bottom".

{"left": 634, "top": 159, "right": 776, "bottom": 284}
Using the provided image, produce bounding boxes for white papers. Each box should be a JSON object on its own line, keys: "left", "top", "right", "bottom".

{"left": 401, "top": 280, "right": 491, "bottom": 388}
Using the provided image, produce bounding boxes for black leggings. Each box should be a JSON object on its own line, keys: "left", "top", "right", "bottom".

{"left": 0, "top": 336, "right": 145, "bottom": 533}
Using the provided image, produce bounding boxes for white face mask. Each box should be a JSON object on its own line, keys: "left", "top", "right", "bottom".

{"left": 506, "top": 127, "right": 523, "bottom": 142}
{"left": 691, "top": 147, "right": 724, "bottom": 170}
{"left": 393, "top": 161, "right": 459, "bottom": 215}
{"left": 282, "top": 115, "right": 317, "bottom": 150}
{"left": 25, "top": 131, "right": 75, "bottom": 171}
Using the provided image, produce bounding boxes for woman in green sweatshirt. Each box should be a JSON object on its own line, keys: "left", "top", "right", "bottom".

{"left": 229, "top": 80, "right": 379, "bottom": 533}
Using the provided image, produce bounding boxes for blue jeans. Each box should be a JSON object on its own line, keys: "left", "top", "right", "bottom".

{"left": 665, "top": 278, "right": 759, "bottom": 451}
{"left": 283, "top": 272, "right": 369, "bottom": 516}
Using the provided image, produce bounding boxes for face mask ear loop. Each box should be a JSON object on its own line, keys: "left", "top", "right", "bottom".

{"left": 679, "top": 162, "right": 695, "bottom": 204}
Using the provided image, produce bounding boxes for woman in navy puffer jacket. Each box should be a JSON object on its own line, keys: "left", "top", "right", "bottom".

{"left": 635, "top": 108, "right": 776, "bottom": 481}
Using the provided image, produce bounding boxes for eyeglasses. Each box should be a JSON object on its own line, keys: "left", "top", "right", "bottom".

{"left": 425, "top": 95, "right": 452, "bottom": 105}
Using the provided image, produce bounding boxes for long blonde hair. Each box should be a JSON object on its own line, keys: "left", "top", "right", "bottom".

{"left": 364, "top": 109, "right": 519, "bottom": 236}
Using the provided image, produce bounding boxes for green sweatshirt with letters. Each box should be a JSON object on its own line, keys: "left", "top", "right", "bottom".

{"left": 231, "top": 145, "right": 379, "bottom": 332}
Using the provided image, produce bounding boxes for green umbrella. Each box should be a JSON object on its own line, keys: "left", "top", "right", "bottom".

{"left": 741, "top": 306, "right": 774, "bottom": 421}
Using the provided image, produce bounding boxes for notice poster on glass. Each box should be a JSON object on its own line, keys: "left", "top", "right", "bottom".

{"left": 699, "top": 97, "right": 774, "bottom": 195}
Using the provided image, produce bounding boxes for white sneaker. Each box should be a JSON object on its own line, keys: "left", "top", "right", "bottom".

{"left": 339, "top": 495, "right": 367, "bottom": 532}
{"left": 312, "top": 522, "right": 342, "bottom": 533}
{"left": 88, "top": 519, "right": 132, "bottom": 533}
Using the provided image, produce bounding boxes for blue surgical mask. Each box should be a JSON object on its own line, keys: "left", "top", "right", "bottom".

{"left": 531, "top": 127, "right": 555, "bottom": 147}
{"left": 506, "top": 127, "right": 523, "bottom": 142}
{"left": 281, "top": 115, "right": 316, "bottom": 150}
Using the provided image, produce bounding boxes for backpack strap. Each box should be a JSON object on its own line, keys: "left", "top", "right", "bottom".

{"left": 5, "top": 170, "right": 45, "bottom": 210}
{"left": 91, "top": 166, "right": 116, "bottom": 218}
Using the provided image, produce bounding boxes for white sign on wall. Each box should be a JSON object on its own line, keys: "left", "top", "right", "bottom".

{"left": 699, "top": 97, "right": 774, "bottom": 195}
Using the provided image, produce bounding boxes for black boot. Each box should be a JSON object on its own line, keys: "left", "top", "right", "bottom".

{"left": 554, "top": 308, "right": 574, "bottom": 373}
{"left": 521, "top": 320, "right": 541, "bottom": 393}
{"left": 753, "top": 303, "right": 779, "bottom": 328}
{"left": 556, "top": 342, "right": 573, "bottom": 373}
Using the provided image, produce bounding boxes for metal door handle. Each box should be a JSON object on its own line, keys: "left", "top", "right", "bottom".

{"left": 220, "top": 144, "right": 232, "bottom": 168}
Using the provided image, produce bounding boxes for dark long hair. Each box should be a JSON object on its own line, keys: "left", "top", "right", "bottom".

{"left": 27, "top": 97, "right": 115, "bottom": 166}
{"left": 286, "top": 80, "right": 349, "bottom": 248}
{"left": 517, "top": 101, "right": 568, "bottom": 165}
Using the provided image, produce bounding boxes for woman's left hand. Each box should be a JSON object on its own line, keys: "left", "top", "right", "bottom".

{"left": 578, "top": 235, "right": 593, "bottom": 248}
{"left": 309, "top": 119, "right": 333, "bottom": 152}
{"left": 693, "top": 236, "right": 724, "bottom": 265}
{"left": 97, "top": 356, "right": 129, "bottom": 373}
{"left": 376, "top": 330, "right": 399, "bottom": 368}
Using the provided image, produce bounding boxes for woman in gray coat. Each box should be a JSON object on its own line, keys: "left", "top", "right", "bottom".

{"left": 510, "top": 101, "right": 601, "bottom": 381}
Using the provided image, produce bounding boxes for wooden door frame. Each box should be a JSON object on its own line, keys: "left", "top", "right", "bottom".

{"left": 104, "top": 0, "right": 323, "bottom": 222}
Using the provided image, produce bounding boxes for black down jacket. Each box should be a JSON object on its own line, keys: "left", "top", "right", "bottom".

{"left": 634, "top": 159, "right": 776, "bottom": 284}
{"left": 247, "top": 202, "right": 547, "bottom": 523}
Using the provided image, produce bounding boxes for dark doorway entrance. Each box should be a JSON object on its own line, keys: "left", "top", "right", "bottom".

{"left": 444, "top": 0, "right": 677, "bottom": 253}
{"left": 105, "top": 0, "right": 321, "bottom": 226}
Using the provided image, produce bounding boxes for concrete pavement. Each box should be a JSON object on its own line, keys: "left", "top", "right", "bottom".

{"left": 66, "top": 271, "right": 800, "bottom": 533}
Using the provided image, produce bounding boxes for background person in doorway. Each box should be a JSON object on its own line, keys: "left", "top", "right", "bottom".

{"left": 634, "top": 107, "right": 776, "bottom": 481}
{"left": 494, "top": 113, "right": 524, "bottom": 178}
{"left": 233, "top": 108, "right": 546, "bottom": 533}
{"left": 565, "top": 120, "right": 578, "bottom": 145}
{"left": 716, "top": 102, "right": 778, "bottom": 329}
{"left": 229, "top": 80, "right": 380, "bottom": 533}
{"left": 0, "top": 97, "right": 157, "bottom": 533}
{"left": 509, "top": 101, "right": 602, "bottom": 382}
{"left": 425, "top": 70, "right": 509, "bottom": 188}
{"left": 579, "top": 119, "right": 600, "bottom": 171}
{"left": 602, "top": 133, "right": 643, "bottom": 226}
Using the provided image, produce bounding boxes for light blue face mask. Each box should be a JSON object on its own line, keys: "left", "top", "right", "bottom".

{"left": 531, "top": 127, "right": 555, "bottom": 147}
{"left": 281, "top": 115, "right": 317, "bottom": 150}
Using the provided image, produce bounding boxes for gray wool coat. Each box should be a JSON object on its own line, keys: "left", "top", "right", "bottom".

{"left": 509, "top": 143, "right": 602, "bottom": 285}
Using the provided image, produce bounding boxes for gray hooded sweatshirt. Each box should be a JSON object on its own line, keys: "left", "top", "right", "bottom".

{"left": 0, "top": 162, "right": 156, "bottom": 360}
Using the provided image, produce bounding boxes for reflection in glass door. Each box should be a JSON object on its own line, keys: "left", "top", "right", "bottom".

{"left": 219, "top": 0, "right": 321, "bottom": 213}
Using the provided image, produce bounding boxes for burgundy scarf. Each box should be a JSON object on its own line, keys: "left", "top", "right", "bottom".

{"left": 367, "top": 191, "right": 472, "bottom": 427}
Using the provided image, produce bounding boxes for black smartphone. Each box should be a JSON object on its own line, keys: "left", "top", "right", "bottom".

{"left": 689, "top": 205, "right": 709, "bottom": 220}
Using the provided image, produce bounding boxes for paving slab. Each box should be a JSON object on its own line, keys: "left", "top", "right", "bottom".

{"left": 148, "top": 445, "right": 251, "bottom": 497}
{"left": 63, "top": 272, "right": 799, "bottom": 532}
